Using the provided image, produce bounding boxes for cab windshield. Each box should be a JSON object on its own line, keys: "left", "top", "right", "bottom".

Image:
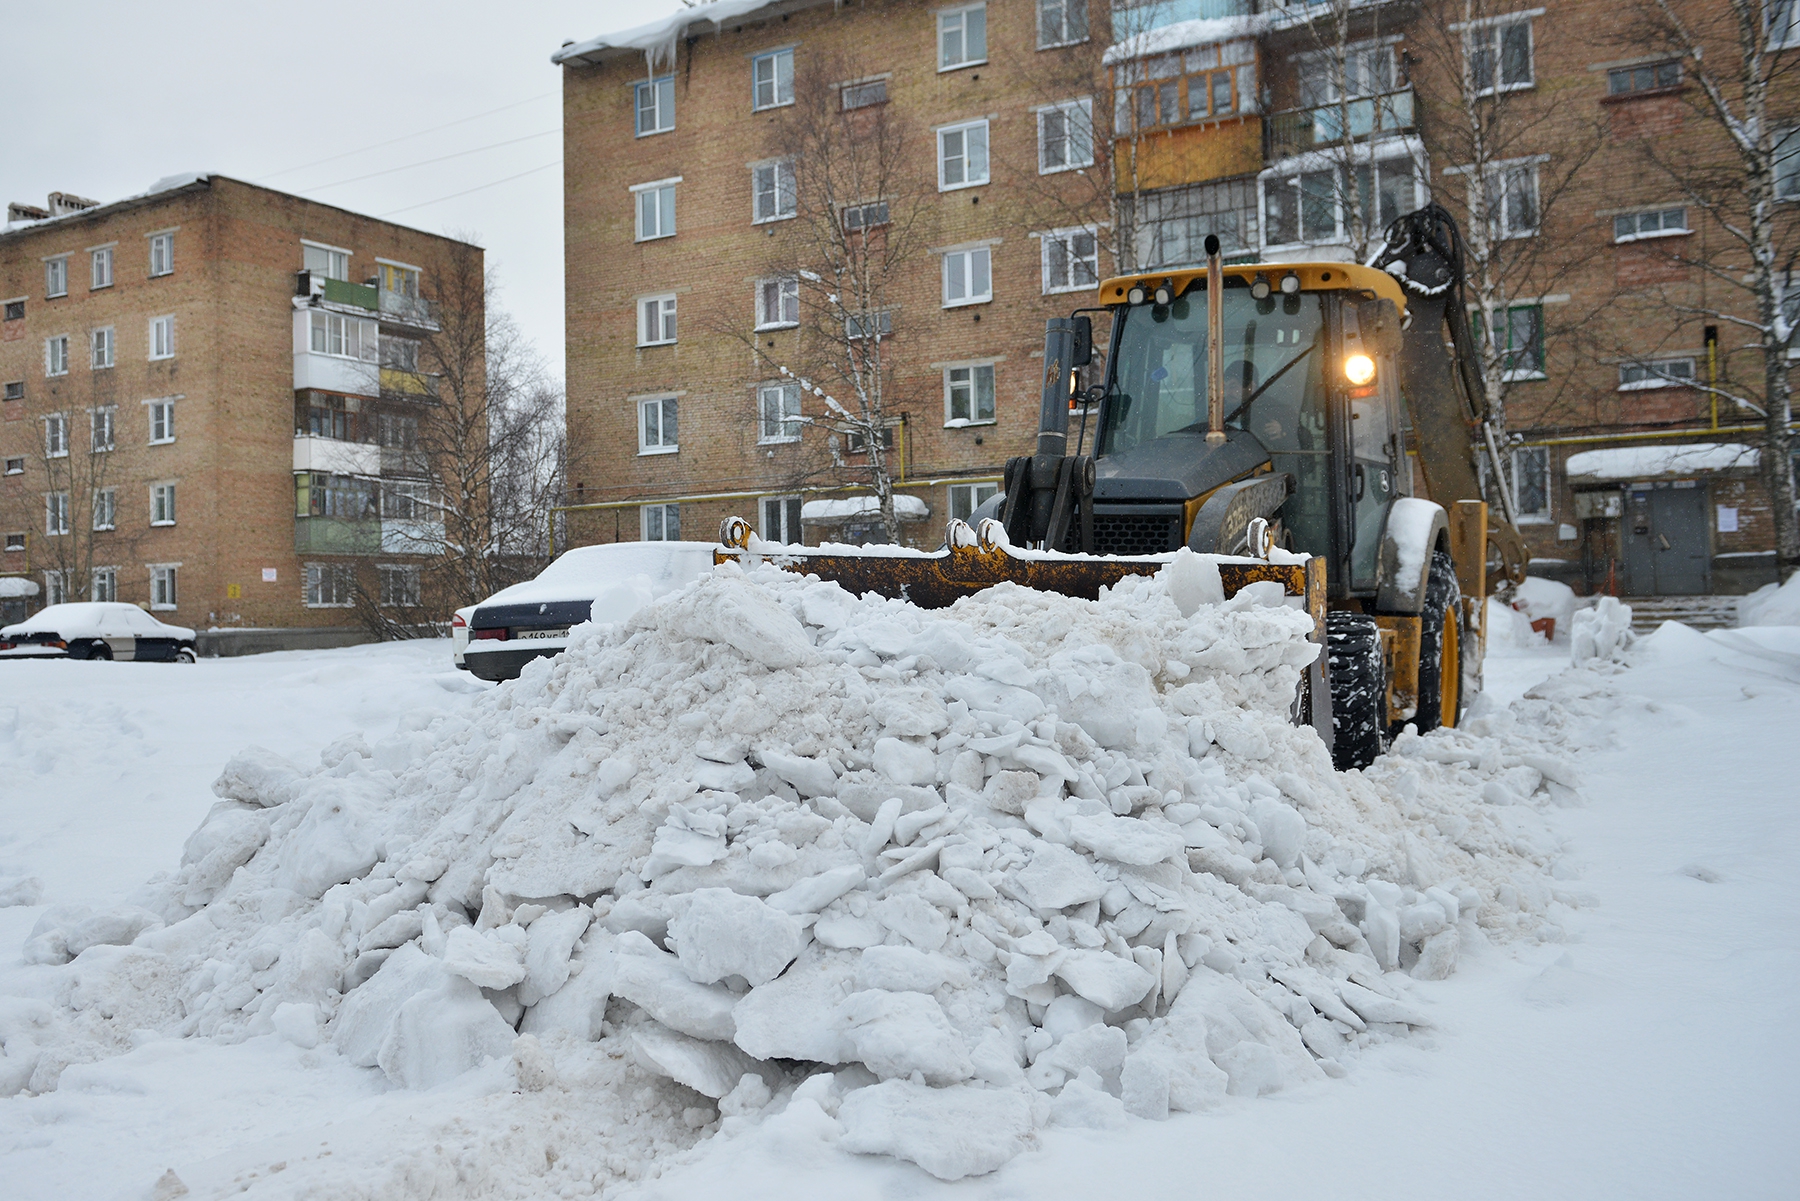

{"left": 1099, "top": 280, "right": 1327, "bottom": 459}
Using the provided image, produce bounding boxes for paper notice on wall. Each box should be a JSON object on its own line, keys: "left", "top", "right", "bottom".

{"left": 1717, "top": 506, "right": 1739, "bottom": 533}
{"left": 262, "top": 568, "right": 278, "bottom": 582}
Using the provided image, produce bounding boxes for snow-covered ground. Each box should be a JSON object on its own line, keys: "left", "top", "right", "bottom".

{"left": 1, "top": 611, "right": 1795, "bottom": 1200}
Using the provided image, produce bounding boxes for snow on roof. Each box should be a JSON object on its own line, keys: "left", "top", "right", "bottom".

{"left": 3, "top": 173, "right": 212, "bottom": 233}
{"left": 553, "top": 0, "right": 795, "bottom": 73}
{"left": 0, "top": 577, "right": 39, "bottom": 598}
{"left": 1565, "top": 442, "right": 1759, "bottom": 483}
{"left": 1102, "top": 15, "right": 1266, "bottom": 66}
{"left": 801, "top": 495, "right": 931, "bottom": 522}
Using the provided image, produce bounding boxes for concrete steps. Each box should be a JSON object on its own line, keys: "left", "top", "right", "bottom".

{"left": 1624, "top": 595, "right": 1741, "bottom": 632}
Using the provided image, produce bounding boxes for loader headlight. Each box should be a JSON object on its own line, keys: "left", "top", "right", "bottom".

{"left": 1344, "top": 353, "right": 1377, "bottom": 385}
{"left": 1127, "top": 285, "right": 1148, "bottom": 305}
{"left": 1250, "top": 274, "right": 1272, "bottom": 300}
{"left": 1279, "top": 272, "right": 1302, "bottom": 295}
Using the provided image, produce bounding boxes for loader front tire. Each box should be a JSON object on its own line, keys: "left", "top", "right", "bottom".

{"left": 1327, "top": 610, "right": 1387, "bottom": 771}
{"left": 1414, "top": 549, "right": 1463, "bottom": 734}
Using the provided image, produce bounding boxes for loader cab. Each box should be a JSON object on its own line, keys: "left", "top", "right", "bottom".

{"left": 1091, "top": 263, "right": 1407, "bottom": 598}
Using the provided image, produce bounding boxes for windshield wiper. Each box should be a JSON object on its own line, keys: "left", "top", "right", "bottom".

{"left": 1223, "top": 340, "right": 1318, "bottom": 427}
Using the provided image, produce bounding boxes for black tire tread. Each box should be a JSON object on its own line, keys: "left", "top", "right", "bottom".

{"left": 1327, "top": 610, "right": 1387, "bottom": 771}
{"left": 1413, "top": 548, "right": 1462, "bottom": 735}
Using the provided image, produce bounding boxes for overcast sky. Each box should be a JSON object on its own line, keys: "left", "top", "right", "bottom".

{"left": 3, "top": 0, "right": 689, "bottom": 386}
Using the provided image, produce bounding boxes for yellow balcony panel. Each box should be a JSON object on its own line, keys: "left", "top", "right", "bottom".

{"left": 380, "top": 367, "right": 439, "bottom": 396}
{"left": 1117, "top": 116, "right": 1262, "bottom": 192}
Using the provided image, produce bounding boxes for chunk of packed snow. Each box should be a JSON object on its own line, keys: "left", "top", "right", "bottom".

{"left": 838, "top": 1079, "right": 1035, "bottom": 1180}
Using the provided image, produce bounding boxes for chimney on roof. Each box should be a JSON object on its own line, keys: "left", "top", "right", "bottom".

{"left": 7, "top": 202, "right": 51, "bottom": 223}
{"left": 46, "top": 192, "right": 100, "bottom": 217}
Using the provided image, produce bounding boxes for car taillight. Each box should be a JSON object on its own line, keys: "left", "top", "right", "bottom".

{"left": 474, "top": 628, "right": 507, "bottom": 641}
{"left": 0, "top": 641, "right": 11, "bottom": 650}
{"left": 451, "top": 613, "right": 467, "bottom": 629}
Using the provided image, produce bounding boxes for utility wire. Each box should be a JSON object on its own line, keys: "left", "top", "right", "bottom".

{"left": 300, "top": 129, "right": 560, "bottom": 192}
{"left": 380, "top": 161, "right": 562, "bottom": 218}
{"left": 255, "top": 91, "right": 558, "bottom": 182}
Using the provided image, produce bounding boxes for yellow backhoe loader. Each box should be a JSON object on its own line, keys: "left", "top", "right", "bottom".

{"left": 717, "top": 205, "right": 1527, "bottom": 770}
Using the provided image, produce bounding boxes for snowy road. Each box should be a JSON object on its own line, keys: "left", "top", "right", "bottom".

{"left": 0, "top": 627, "right": 1795, "bottom": 1200}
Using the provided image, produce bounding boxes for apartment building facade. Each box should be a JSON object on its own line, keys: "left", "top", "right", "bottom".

{"left": 561, "top": 0, "right": 1796, "bottom": 594}
{"left": 0, "top": 175, "right": 479, "bottom": 633}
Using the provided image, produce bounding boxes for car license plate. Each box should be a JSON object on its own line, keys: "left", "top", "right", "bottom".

{"left": 513, "top": 627, "right": 569, "bottom": 641}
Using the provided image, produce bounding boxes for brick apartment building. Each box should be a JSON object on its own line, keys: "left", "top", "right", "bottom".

{"left": 0, "top": 175, "right": 480, "bottom": 635}
{"left": 557, "top": 0, "right": 1797, "bottom": 596}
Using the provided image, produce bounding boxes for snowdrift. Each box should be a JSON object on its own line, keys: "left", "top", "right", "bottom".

{"left": 9, "top": 558, "right": 1594, "bottom": 1186}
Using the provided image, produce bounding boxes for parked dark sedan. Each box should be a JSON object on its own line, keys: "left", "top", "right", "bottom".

{"left": 0, "top": 602, "right": 198, "bottom": 662}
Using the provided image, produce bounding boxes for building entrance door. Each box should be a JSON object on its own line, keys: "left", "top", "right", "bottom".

{"left": 1621, "top": 480, "right": 1710, "bottom": 595}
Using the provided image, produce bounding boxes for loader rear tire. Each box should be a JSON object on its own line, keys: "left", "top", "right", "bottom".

{"left": 1414, "top": 549, "right": 1463, "bottom": 734}
{"left": 1327, "top": 610, "right": 1387, "bottom": 771}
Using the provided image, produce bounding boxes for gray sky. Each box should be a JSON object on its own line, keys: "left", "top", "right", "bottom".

{"left": 3, "top": 0, "right": 687, "bottom": 385}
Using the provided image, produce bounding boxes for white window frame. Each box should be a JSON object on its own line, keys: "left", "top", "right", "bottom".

{"left": 758, "top": 381, "right": 803, "bottom": 444}
{"left": 91, "top": 406, "right": 115, "bottom": 452}
{"left": 86, "top": 326, "right": 114, "bottom": 370}
{"left": 632, "top": 177, "right": 680, "bottom": 241}
{"left": 941, "top": 245, "right": 994, "bottom": 307}
{"left": 841, "top": 76, "right": 890, "bottom": 110}
{"left": 44, "top": 570, "right": 67, "bottom": 606}
{"left": 301, "top": 240, "right": 352, "bottom": 281}
{"left": 638, "top": 294, "right": 678, "bottom": 347}
{"left": 308, "top": 311, "right": 378, "bottom": 361}
{"left": 91, "top": 566, "right": 117, "bottom": 603}
{"left": 1260, "top": 144, "right": 1426, "bottom": 251}
{"left": 148, "top": 398, "right": 176, "bottom": 444}
{"left": 44, "top": 413, "right": 68, "bottom": 458}
{"left": 150, "top": 482, "right": 177, "bottom": 526}
{"left": 148, "top": 231, "right": 175, "bottom": 277}
{"left": 45, "top": 335, "right": 69, "bottom": 377}
{"left": 641, "top": 503, "right": 681, "bottom": 541}
{"left": 1036, "top": 0, "right": 1088, "bottom": 49}
{"left": 3, "top": 457, "right": 22, "bottom": 476}
{"left": 843, "top": 199, "right": 891, "bottom": 232}
{"left": 1463, "top": 11, "right": 1537, "bottom": 97}
{"left": 304, "top": 562, "right": 354, "bottom": 608}
{"left": 150, "top": 564, "right": 179, "bottom": 610}
{"left": 90, "top": 245, "right": 114, "bottom": 290}
{"left": 1040, "top": 226, "right": 1100, "bottom": 294}
{"left": 752, "top": 160, "right": 797, "bottom": 224}
{"left": 638, "top": 395, "right": 680, "bottom": 455}
{"left": 1483, "top": 303, "right": 1546, "bottom": 382}
{"left": 45, "top": 255, "right": 68, "bottom": 299}
{"left": 846, "top": 310, "right": 894, "bottom": 340}
{"left": 636, "top": 75, "right": 677, "bottom": 136}
{"left": 760, "top": 494, "right": 804, "bottom": 544}
{"left": 752, "top": 48, "right": 795, "bottom": 111}
{"left": 46, "top": 491, "right": 70, "bottom": 536}
{"left": 1511, "top": 446, "right": 1551, "bottom": 524}
{"left": 943, "top": 362, "right": 997, "bottom": 425}
{"left": 1480, "top": 160, "right": 1541, "bottom": 240}
{"left": 1613, "top": 207, "right": 1689, "bottom": 242}
{"left": 948, "top": 481, "right": 999, "bottom": 522}
{"left": 378, "top": 563, "right": 422, "bottom": 608}
{"left": 756, "top": 276, "right": 800, "bottom": 330}
{"left": 1774, "top": 0, "right": 1800, "bottom": 51}
{"left": 149, "top": 314, "right": 176, "bottom": 360}
{"left": 92, "top": 487, "right": 116, "bottom": 531}
{"left": 1037, "top": 98, "right": 1094, "bottom": 174}
{"left": 1618, "top": 357, "right": 1696, "bottom": 391}
{"left": 938, "top": 120, "right": 991, "bottom": 190}
{"left": 939, "top": 3, "right": 988, "bottom": 71}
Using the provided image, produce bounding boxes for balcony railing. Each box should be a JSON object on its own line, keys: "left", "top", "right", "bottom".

{"left": 379, "top": 288, "right": 435, "bottom": 327}
{"left": 322, "top": 278, "right": 379, "bottom": 311}
{"left": 380, "top": 367, "right": 439, "bottom": 397}
{"left": 293, "top": 434, "right": 381, "bottom": 476}
{"left": 1265, "top": 88, "right": 1414, "bottom": 161}
{"left": 293, "top": 516, "right": 442, "bottom": 556}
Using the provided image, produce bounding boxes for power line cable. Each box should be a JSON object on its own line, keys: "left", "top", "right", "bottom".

{"left": 255, "top": 91, "right": 557, "bottom": 182}
{"left": 300, "top": 129, "right": 560, "bottom": 192}
{"left": 380, "top": 160, "right": 561, "bottom": 218}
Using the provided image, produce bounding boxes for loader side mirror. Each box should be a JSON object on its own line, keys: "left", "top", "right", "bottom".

{"left": 1358, "top": 298, "right": 1402, "bottom": 358}
{"left": 1069, "top": 315, "right": 1093, "bottom": 367}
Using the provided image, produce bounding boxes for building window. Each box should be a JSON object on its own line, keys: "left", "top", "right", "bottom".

{"left": 90, "top": 247, "right": 113, "bottom": 290}
{"left": 377, "top": 412, "right": 419, "bottom": 450}
{"left": 636, "top": 76, "right": 676, "bottom": 136}
{"left": 1263, "top": 155, "right": 1417, "bottom": 248}
{"left": 92, "top": 488, "right": 116, "bottom": 531}
{"left": 3, "top": 381, "right": 21, "bottom": 401}
{"left": 296, "top": 473, "right": 375, "bottom": 518}
{"left": 846, "top": 423, "right": 897, "bottom": 454}
{"left": 380, "top": 335, "right": 421, "bottom": 371}
{"left": 759, "top": 382, "right": 802, "bottom": 443}
{"left": 91, "top": 407, "right": 115, "bottom": 452}
{"left": 945, "top": 363, "right": 996, "bottom": 424}
{"left": 46, "top": 492, "right": 70, "bottom": 536}
{"left": 1512, "top": 447, "right": 1550, "bottom": 523}
{"left": 151, "top": 482, "right": 177, "bottom": 526}
{"left": 1476, "top": 162, "right": 1540, "bottom": 240}
{"left": 949, "top": 481, "right": 999, "bottom": 522}
{"left": 1038, "top": 0, "right": 1087, "bottom": 48}
{"left": 1613, "top": 207, "right": 1687, "bottom": 242}
{"left": 938, "top": 121, "right": 990, "bottom": 190}
{"left": 149, "top": 232, "right": 174, "bottom": 277}
{"left": 846, "top": 311, "right": 894, "bottom": 340}
{"left": 753, "top": 161, "right": 797, "bottom": 223}
{"left": 149, "top": 314, "right": 176, "bottom": 360}
{"left": 379, "top": 262, "right": 420, "bottom": 300}
{"left": 381, "top": 480, "right": 432, "bottom": 520}
{"left": 1609, "top": 60, "right": 1679, "bottom": 95}
{"left": 1483, "top": 305, "right": 1545, "bottom": 380}
{"left": 638, "top": 294, "right": 677, "bottom": 346}
{"left": 45, "top": 256, "right": 68, "bottom": 298}
{"left": 639, "top": 396, "right": 679, "bottom": 454}
{"left": 305, "top": 563, "right": 354, "bottom": 607}
{"left": 1772, "top": 0, "right": 1800, "bottom": 50}
{"left": 302, "top": 242, "right": 350, "bottom": 281}
{"left": 842, "top": 78, "right": 888, "bottom": 110}
{"left": 1042, "top": 227, "right": 1099, "bottom": 293}
{"left": 91, "top": 327, "right": 115, "bottom": 370}
{"left": 753, "top": 49, "right": 794, "bottom": 110}
{"left": 939, "top": 4, "right": 987, "bottom": 71}
{"left": 843, "top": 200, "right": 891, "bottom": 232}
{"left": 44, "top": 414, "right": 68, "bottom": 458}
{"left": 149, "top": 400, "right": 175, "bottom": 444}
{"left": 379, "top": 564, "right": 421, "bottom": 607}
{"left": 1467, "top": 15, "right": 1533, "bottom": 95}
{"left": 46, "top": 335, "right": 69, "bottom": 377}
{"left": 942, "top": 246, "right": 993, "bottom": 306}
{"left": 309, "top": 311, "right": 376, "bottom": 360}
{"left": 761, "top": 495, "right": 803, "bottom": 544}
{"left": 91, "top": 567, "right": 117, "bottom": 603}
{"left": 1038, "top": 99, "right": 1094, "bottom": 173}
{"left": 4, "top": 458, "right": 22, "bottom": 475}
{"left": 642, "top": 503, "right": 681, "bottom": 541}
{"left": 1618, "top": 358, "right": 1696, "bottom": 390}
{"left": 4, "top": 300, "right": 21, "bottom": 321}
{"left": 757, "top": 277, "right": 800, "bottom": 329}
{"left": 1779, "top": 128, "right": 1800, "bottom": 201}
{"left": 4, "top": 531, "right": 25, "bottom": 551}
{"left": 634, "top": 179, "right": 678, "bottom": 241}
{"left": 45, "top": 570, "right": 66, "bottom": 605}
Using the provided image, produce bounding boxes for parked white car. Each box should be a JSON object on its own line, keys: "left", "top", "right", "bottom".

{"left": 0, "top": 603, "right": 198, "bottom": 662}
{"left": 461, "top": 542, "right": 715, "bottom": 681}
{"left": 450, "top": 605, "right": 476, "bottom": 669}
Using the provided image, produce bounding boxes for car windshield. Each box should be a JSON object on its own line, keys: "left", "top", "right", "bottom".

{"left": 1099, "top": 281, "right": 1327, "bottom": 459}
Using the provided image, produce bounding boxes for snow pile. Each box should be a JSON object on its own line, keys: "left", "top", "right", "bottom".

{"left": 1738, "top": 573, "right": 1800, "bottom": 627}
{"left": 10, "top": 558, "right": 1594, "bottom": 1184}
{"left": 1570, "top": 597, "right": 1633, "bottom": 665}
{"left": 1510, "top": 576, "right": 1581, "bottom": 641}
{"left": 1564, "top": 441, "right": 1758, "bottom": 482}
